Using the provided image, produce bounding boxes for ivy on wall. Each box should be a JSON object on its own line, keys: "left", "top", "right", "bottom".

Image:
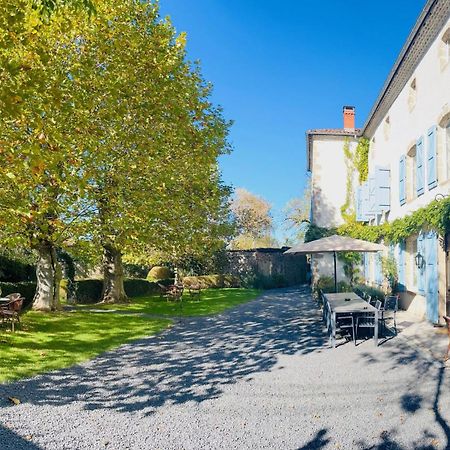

{"left": 307, "top": 197, "right": 450, "bottom": 244}
{"left": 340, "top": 138, "right": 355, "bottom": 222}
{"left": 354, "top": 137, "right": 369, "bottom": 184}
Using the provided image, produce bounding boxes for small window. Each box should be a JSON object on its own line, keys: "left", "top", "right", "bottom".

{"left": 408, "top": 78, "right": 417, "bottom": 111}
{"left": 383, "top": 116, "right": 391, "bottom": 140}
{"left": 440, "top": 28, "right": 450, "bottom": 69}
{"left": 447, "top": 121, "right": 450, "bottom": 180}
{"left": 406, "top": 145, "right": 416, "bottom": 201}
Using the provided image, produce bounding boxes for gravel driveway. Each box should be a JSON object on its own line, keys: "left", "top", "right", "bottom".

{"left": 1, "top": 286, "right": 450, "bottom": 450}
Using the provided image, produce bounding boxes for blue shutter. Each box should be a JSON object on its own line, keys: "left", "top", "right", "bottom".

{"left": 425, "top": 231, "right": 438, "bottom": 323}
{"left": 375, "top": 253, "right": 382, "bottom": 286}
{"left": 399, "top": 156, "right": 406, "bottom": 206}
{"left": 369, "top": 174, "right": 377, "bottom": 213}
{"left": 361, "top": 181, "right": 372, "bottom": 221}
{"left": 356, "top": 186, "right": 363, "bottom": 221}
{"left": 375, "top": 165, "right": 390, "bottom": 211}
{"left": 417, "top": 232, "right": 426, "bottom": 295}
{"left": 416, "top": 136, "right": 424, "bottom": 196}
{"left": 427, "top": 126, "right": 437, "bottom": 190}
{"left": 397, "top": 241, "right": 406, "bottom": 292}
{"left": 364, "top": 252, "right": 369, "bottom": 281}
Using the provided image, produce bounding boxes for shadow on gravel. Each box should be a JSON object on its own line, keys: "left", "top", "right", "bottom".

{"left": 0, "top": 286, "right": 326, "bottom": 415}
{"left": 358, "top": 338, "right": 450, "bottom": 450}
{"left": 297, "top": 428, "right": 330, "bottom": 449}
{"left": 0, "top": 424, "right": 43, "bottom": 450}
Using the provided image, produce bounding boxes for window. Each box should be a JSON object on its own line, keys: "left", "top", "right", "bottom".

{"left": 408, "top": 78, "right": 417, "bottom": 111}
{"left": 406, "top": 145, "right": 416, "bottom": 201}
{"left": 440, "top": 28, "right": 450, "bottom": 69}
{"left": 406, "top": 237, "right": 417, "bottom": 291}
{"left": 447, "top": 122, "right": 450, "bottom": 180}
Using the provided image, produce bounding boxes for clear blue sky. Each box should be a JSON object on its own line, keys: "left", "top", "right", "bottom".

{"left": 159, "top": 0, "right": 425, "bottom": 241}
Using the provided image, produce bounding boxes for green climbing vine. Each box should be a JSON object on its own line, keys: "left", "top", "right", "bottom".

{"left": 340, "top": 138, "right": 355, "bottom": 222}
{"left": 354, "top": 137, "right": 369, "bottom": 183}
{"left": 306, "top": 196, "right": 450, "bottom": 244}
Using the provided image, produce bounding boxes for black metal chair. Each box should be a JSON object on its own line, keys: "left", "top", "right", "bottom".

{"left": 325, "top": 301, "right": 355, "bottom": 345}
{"left": 354, "top": 300, "right": 381, "bottom": 345}
{"left": 380, "top": 295, "right": 398, "bottom": 336}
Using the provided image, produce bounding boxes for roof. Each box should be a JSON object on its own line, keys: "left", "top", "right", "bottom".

{"left": 284, "top": 235, "right": 384, "bottom": 254}
{"left": 306, "top": 128, "right": 361, "bottom": 171}
{"left": 362, "top": 0, "right": 450, "bottom": 137}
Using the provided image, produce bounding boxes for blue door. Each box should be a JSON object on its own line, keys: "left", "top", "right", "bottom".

{"left": 425, "top": 231, "right": 439, "bottom": 323}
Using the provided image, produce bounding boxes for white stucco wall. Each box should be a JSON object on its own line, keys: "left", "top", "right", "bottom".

{"left": 365, "top": 17, "right": 450, "bottom": 319}
{"left": 367, "top": 16, "right": 450, "bottom": 220}
{"left": 311, "top": 135, "right": 359, "bottom": 228}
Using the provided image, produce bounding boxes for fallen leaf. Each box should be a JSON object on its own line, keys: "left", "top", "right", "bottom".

{"left": 8, "top": 396, "right": 21, "bottom": 405}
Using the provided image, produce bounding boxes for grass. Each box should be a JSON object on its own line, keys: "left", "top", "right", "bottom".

{"left": 0, "top": 288, "right": 261, "bottom": 383}
{"left": 74, "top": 288, "right": 262, "bottom": 316}
{"left": 0, "top": 312, "right": 171, "bottom": 383}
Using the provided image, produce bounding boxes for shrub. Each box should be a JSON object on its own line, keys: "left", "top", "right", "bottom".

{"left": 0, "top": 255, "right": 36, "bottom": 282}
{"left": 74, "top": 279, "right": 103, "bottom": 304}
{"left": 182, "top": 274, "right": 240, "bottom": 289}
{"left": 124, "top": 264, "right": 149, "bottom": 279}
{"left": 0, "top": 281, "right": 37, "bottom": 310}
{"left": 124, "top": 278, "right": 173, "bottom": 297}
{"left": 312, "top": 276, "right": 352, "bottom": 298}
{"left": 147, "top": 266, "right": 173, "bottom": 281}
{"left": 74, "top": 278, "right": 175, "bottom": 304}
{"left": 353, "top": 284, "right": 385, "bottom": 302}
{"left": 240, "top": 273, "right": 288, "bottom": 290}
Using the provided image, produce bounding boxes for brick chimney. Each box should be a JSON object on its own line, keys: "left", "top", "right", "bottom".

{"left": 343, "top": 106, "right": 355, "bottom": 131}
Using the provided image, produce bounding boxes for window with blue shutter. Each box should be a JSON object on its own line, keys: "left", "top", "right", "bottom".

{"left": 356, "top": 186, "right": 363, "bottom": 221}
{"left": 375, "top": 165, "right": 390, "bottom": 212}
{"left": 399, "top": 155, "right": 406, "bottom": 205}
{"left": 375, "top": 253, "right": 383, "bottom": 286}
{"left": 416, "top": 136, "right": 424, "bottom": 196}
{"left": 361, "top": 181, "right": 372, "bottom": 221}
{"left": 427, "top": 126, "right": 437, "bottom": 189}
{"left": 363, "top": 252, "right": 369, "bottom": 281}
{"left": 369, "top": 174, "right": 377, "bottom": 213}
{"left": 425, "top": 231, "right": 438, "bottom": 323}
{"left": 417, "top": 232, "right": 426, "bottom": 294}
{"left": 397, "top": 241, "right": 406, "bottom": 292}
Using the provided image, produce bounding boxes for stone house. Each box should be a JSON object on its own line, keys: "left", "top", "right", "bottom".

{"left": 307, "top": 0, "right": 450, "bottom": 323}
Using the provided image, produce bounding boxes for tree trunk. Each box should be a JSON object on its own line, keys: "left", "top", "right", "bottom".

{"left": 101, "top": 245, "right": 128, "bottom": 304}
{"left": 32, "top": 243, "right": 62, "bottom": 311}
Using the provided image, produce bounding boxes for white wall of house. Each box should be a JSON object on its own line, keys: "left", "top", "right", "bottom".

{"left": 310, "top": 134, "right": 359, "bottom": 285}
{"left": 364, "top": 17, "right": 450, "bottom": 320}
{"left": 368, "top": 17, "right": 450, "bottom": 221}
{"left": 311, "top": 135, "right": 359, "bottom": 228}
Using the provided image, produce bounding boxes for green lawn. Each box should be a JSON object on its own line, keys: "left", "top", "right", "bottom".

{"left": 0, "top": 312, "right": 171, "bottom": 383}
{"left": 0, "top": 288, "right": 261, "bottom": 383}
{"left": 75, "top": 288, "right": 262, "bottom": 316}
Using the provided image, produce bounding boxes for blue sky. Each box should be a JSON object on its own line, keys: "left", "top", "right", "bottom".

{"left": 159, "top": 0, "right": 425, "bottom": 242}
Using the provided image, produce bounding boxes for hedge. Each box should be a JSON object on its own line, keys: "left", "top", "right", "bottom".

{"left": 74, "top": 278, "right": 175, "bottom": 304}
{"left": 0, "top": 281, "right": 37, "bottom": 310}
{"left": 182, "top": 274, "right": 240, "bottom": 289}
{"left": 0, "top": 255, "right": 35, "bottom": 282}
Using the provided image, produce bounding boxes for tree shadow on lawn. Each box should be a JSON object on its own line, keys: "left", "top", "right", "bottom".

{"left": 357, "top": 339, "right": 450, "bottom": 450}
{"left": 0, "top": 286, "right": 327, "bottom": 416}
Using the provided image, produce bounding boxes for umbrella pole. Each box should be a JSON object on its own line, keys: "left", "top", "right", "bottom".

{"left": 333, "top": 251, "right": 337, "bottom": 293}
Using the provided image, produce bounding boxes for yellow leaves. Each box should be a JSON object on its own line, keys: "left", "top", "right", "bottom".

{"left": 5, "top": 172, "right": 15, "bottom": 180}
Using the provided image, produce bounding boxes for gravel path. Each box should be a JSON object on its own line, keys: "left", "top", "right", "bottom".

{"left": 1, "top": 286, "right": 450, "bottom": 450}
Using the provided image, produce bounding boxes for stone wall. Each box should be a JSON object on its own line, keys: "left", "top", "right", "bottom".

{"left": 226, "top": 247, "right": 307, "bottom": 287}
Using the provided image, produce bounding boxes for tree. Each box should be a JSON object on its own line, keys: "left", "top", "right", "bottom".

{"left": 0, "top": 2, "right": 94, "bottom": 310}
{"left": 283, "top": 178, "right": 311, "bottom": 243}
{"left": 70, "top": 0, "right": 232, "bottom": 302}
{"left": 230, "top": 188, "right": 276, "bottom": 249}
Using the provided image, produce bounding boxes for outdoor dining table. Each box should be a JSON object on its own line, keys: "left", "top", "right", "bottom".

{"left": 324, "top": 292, "right": 378, "bottom": 348}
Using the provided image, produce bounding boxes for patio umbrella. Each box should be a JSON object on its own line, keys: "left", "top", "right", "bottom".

{"left": 284, "top": 235, "right": 384, "bottom": 292}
